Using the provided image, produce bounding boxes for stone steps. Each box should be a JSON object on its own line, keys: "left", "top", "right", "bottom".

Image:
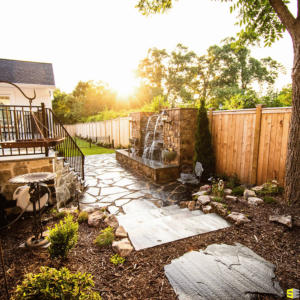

{"left": 117, "top": 204, "right": 232, "bottom": 251}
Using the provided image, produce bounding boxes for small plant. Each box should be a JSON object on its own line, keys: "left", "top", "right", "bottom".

{"left": 263, "top": 196, "right": 277, "bottom": 204}
{"left": 212, "top": 179, "right": 225, "bottom": 197}
{"left": 115, "top": 144, "right": 123, "bottom": 149}
{"left": 101, "top": 207, "right": 107, "bottom": 212}
{"left": 12, "top": 266, "right": 101, "bottom": 300}
{"left": 50, "top": 208, "right": 57, "bottom": 214}
{"left": 94, "top": 227, "right": 115, "bottom": 248}
{"left": 78, "top": 211, "right": 89, "bottom": 223}
{"left": 47, "top": 214, "right": 78, "bottom": 259}
{"left": 232, "top": 187, "right": 245, "bottom": 196}
{"left": 222, "top": 204, "right": 228, "bottom": 209}
{"left": 212, "top": 196, "right": 222, "bottom": 202}
{"left": 227, "top": 211, "right": 231, "bottom": 214}
{"left": 256, "top": 180, "right": 283, "bottom": 196}
{"left": 203, "top": 192, "right": 208, "bottom": 195}
{"left": 193, "top": 195, "right": 198, "bottom": 201}
{"left": 55, "top": 211, "right": 66, "bottom": 219}
{"left": 110, "top": 254, "right": 125, "bottom": 266}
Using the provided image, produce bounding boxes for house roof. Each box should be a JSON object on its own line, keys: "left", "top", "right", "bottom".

{"left": 0, "top": 59, "right": 55, "bottom": 86}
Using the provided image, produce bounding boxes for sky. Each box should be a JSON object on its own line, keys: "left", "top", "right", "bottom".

{"left": 0, "top": 0, "right": 296, "bottom": 94}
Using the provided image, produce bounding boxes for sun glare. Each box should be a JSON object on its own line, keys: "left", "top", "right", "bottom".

{"left": 110, "top": 73, "right": 139, "bottom": 98}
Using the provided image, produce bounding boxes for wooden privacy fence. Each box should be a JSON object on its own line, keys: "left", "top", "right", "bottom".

{"left": 209, "top": 105, "right": 291, "bottom": 186}
{"left": 64, "top": 117, "right": 131, "bottom": 147}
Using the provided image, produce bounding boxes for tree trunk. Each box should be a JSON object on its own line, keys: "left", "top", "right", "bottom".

{"left": 284, "top": 39, "right": 300, "bottom": 204}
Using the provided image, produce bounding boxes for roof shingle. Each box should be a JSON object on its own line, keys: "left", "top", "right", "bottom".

{"left": 0, "top": 59, "right": 55, "bottom": 86}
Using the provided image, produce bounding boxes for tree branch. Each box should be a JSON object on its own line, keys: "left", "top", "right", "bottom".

{"left": 269, "top": 0, "right": 296, "bottom": 34}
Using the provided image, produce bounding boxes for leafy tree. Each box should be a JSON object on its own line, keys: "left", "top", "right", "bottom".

{"left": 135, "top": 0, "right": 300, "bottom": 204}
{"left": 193, "top": 100, "right": 215, "bottom": 180}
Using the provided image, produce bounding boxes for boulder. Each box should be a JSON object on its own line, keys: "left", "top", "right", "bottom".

{"left": 198, "top": 195, "right": 211, "bottom": 206}
{"left": 269, "top": 215, "right": 292, "bottom": 228}
{"left": 192, "top": 191, "right": 207, "bottom": 197}
{"left": 88, "top": 211, "right": 105, "bottom": 227}
{"left": 104, "top": 214, "right": 119, "bottom": 228}
{"left": 115, "top": 226, "right": 127, "bottom": 238}
{"left": 224, "top": 189, "right": 232, "bottom": 195}
{"left": 244, "top": 189, "right": 256, "bottom": 200}
{"left": 251, "top": 185, "right": 264, "bottom": 191}
{"left": 58, "top": 206, "right": 77, "bottom": 214}
{"left": 82, "top": 206, "right": 95, "bottom": 214}
{"left": 202, "top": 205, "right": 212, "bottom": 214}
{"left": 195, "top": 202, "right": 201, "bottom": 210}
{"left": 248, "top": 197, "right": 264, "bottom": 206}
{"left": 226, "top": 212, "right": 251, "bottom": 226}
{"left": 226, "top": 195, "right": 237, "bottom": 202}
{"left": 112, "top": 238, "right": 133, "bottom": 257}
{"left": 188, "top": 201, "right": 196, "bottom": 211}
{"left": 180, "top": 201, "right": 189, "bottom": 209}
{"left": 211, "top": 202, "right": 227, "bottom": 217}
{"left": 199, "top": 185, "right": 211, "bottom": 192}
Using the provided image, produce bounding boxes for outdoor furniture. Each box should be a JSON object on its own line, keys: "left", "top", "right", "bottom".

{"left": 177, "top": 162, "right": 204, "bottom": 201}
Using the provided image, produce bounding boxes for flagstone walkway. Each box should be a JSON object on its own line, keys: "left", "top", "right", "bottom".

{"left": 80, "top": 154, "right": 185, "bottom": 215}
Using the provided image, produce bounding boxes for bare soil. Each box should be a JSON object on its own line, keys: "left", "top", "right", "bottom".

{"left": 0, "top": 196, "right": 299, "bottom": 300}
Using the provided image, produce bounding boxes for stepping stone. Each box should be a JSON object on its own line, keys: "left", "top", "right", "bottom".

{"left": 87, "top": 187, "right": 100, "bottom": 196}
{"left": 97, "top": 182, "right": 108, "bottom": 188}
{"left": 80, "top": 193, "right": 97, "bottom": 204}
{"left": 115, "top": 199, "right": 131, "bottom": 207}
{"left": 125, "top": 191, "right": 145, "bottom": 199}
{"left": 85, "top": 179, "right": 98, "bottom": 186}
{"left": 165, "top": 243, "right": 284, "bottom": 300}
{"left": 122, "top": 199, "right": 158, "bottom": 214}
{"left": 100, "top": 187, "right": 128, "bottom": 196}
{"left": 97, "top": 172, "right": 123, "bottom": 180}
{"left": 108, "top": 205, "right": 119, "bottom": 215}
{"left": 100, "top": 192, "right": 133, "bottom": 203}
{"left": 101, "top": 179, "right": 114, "bottom": 185}
{"left": 113, "top": 178, "right": 136, "bottom": 187}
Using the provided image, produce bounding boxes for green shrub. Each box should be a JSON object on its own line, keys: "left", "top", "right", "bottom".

{"left": 55, "top": 211, "right": 66, "bottom": 219}
{"left": 110, "top": 254, "right": 125, "bottom": 266}
{"left": 78, "top": 211, "right": 89, "bottom": 223}
{"left": 193, "top": 100, "right": 215, "bottom": 181}
{"left": 115, "top": 144, "right": 122, "bottom": 149}
{"left": 94, "top": 228, "right": 115, "bottom": 248}
{"left": 12, "top": 266, "right": 101, "bottom": 300}
{"left": 216, "top": 172, "right": 230, "bottom": 182}
{"left": 212, "top": 196, "right": 222, "bottom": 202}
{"left": 256, "top": 181, "right": 284, "bottom": 196}
{"left": 263, "top": 196, "right": 277, "bottom": 204}
{"left": 47, "top": 214, "right": 78, "bottom": 259}
{"left": 222, "top": 204, "right": 228, "bottom": 209}
{"left": 212, "top": 180, "right": 225, "bottom": 197}
{"left": 232, "top": 187, "right": 245, "bottom": 196}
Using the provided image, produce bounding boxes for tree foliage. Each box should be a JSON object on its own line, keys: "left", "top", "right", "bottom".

{"left": 193, "top": 100, "right": 215, "bottom": 180}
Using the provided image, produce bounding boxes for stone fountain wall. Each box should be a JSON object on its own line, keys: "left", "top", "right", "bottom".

{"left": 163, "top": 108, "right": 198, "bottom": 165}
{"left": 129, "top": 108, "right": 198, "bottom": 166}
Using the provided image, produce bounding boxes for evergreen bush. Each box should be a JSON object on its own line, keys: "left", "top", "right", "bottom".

{"left": 193, "top": 100, "right": 215, "bottom": 181}
{"left": 12, "top": 266, "right": 101, "bottom": 300}
{"left": 47, "top": 214, "right": 78, "bottom": 259}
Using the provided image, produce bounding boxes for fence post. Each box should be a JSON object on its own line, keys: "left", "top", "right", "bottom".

{"left": 118, "top": 116, "right": 121, "bottom": 147}
{"left": 208, "top": 108, "right": 215, "bottom": 145}
{"left": 251, "top": 104, "right": 266, "bottom": 185}
{"left": 110, "top": 118, "right": 113, "bottom": 144}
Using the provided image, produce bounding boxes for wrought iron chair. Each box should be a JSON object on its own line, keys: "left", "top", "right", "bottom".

{"left": 177, "top": 162, "right": 204, "bottom": 201}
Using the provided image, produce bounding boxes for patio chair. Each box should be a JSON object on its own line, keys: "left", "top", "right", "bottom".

{"left": 177, "top": 162, "right": 204, "bottom": 201}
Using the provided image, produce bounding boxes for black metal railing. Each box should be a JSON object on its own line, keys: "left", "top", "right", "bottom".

{"left": 0, "top": 105, "right": 85, "bottom": 180}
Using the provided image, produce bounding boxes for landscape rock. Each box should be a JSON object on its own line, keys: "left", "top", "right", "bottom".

{"left": 251, "top": 185, "right": 264, "bottom": 191}
{"left": 195, "top": 202, "right": 201, "bottom": 210}
{"left": 88, "top": 211, "right": 105, "bottom": 227}
{"left": 211, "top": 202, "right": 227, "bottom": 217}
{"left": 269, "top": 215, "right": 292, "bottom": 228}
{"left": 188, "top": 201, "right": 195, "bottom": 211}
{"left": 180, "top": 201, "right": 189, "bottom": 209}
{"left": 104, "top": 214, "right": 119, "bottom": 228}
{"left": 112, "top": 238, "right": 133, "bottom": 257}
{"left": 199, "top": 185, "right": 211, "bottom": 192}
{"left": 224, "top": 189, "right": 232, "bottom": 195}
{"left": 226, "top": 212, "right": 251, "bottom": 226}
{"left": 82, "top": 206, "right": 95, "bottom": 213}
{"left": 115, "top": 225, "right": 127, "bottom": 238}
{"left": 197, "top": 195, "right": 210, "bottom": 206}
{"left": 248, "top": 197, "right": 264, "bottom": 206}
{"left": 58, "top": 206, "right": 77, "bottom": 214}
{"left": 192, "top": 191, "right": 206, "bottom": 197}
{"left": 244, "top": 189, "right": 256, "bottom": 200}
{"left": 202, "top": 205, "right": 212, "bottom": 214}
{"left": 226, "top": 195, "right": 237, "bottom": 202}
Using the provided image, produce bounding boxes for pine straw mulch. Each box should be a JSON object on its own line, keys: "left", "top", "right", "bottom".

{"left": 0, "top": 196, "right": 300, "bottom": 300}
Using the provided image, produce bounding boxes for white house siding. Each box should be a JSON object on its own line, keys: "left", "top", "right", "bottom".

{"left": 0, "top": 83, "right": 54, "bottom": 108}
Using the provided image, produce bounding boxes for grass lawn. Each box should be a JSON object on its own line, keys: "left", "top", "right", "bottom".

{"left": 73, "top": 138, "right": 115, "bottom": 156}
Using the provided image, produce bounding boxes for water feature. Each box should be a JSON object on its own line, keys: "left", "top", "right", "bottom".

{"left": 142, "top": 114, "right": 164, "bottom": 163}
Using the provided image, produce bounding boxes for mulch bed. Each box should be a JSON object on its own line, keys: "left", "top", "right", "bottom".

{"left": 0, "top": 196, "right": 299, "bottom": 300}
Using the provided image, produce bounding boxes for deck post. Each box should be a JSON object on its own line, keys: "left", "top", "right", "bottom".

{"left": 251, "top": 104, "right": 266, "bottom": 185}
{"left": 41, "top": 103, "right": 49, "bottom": 156}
